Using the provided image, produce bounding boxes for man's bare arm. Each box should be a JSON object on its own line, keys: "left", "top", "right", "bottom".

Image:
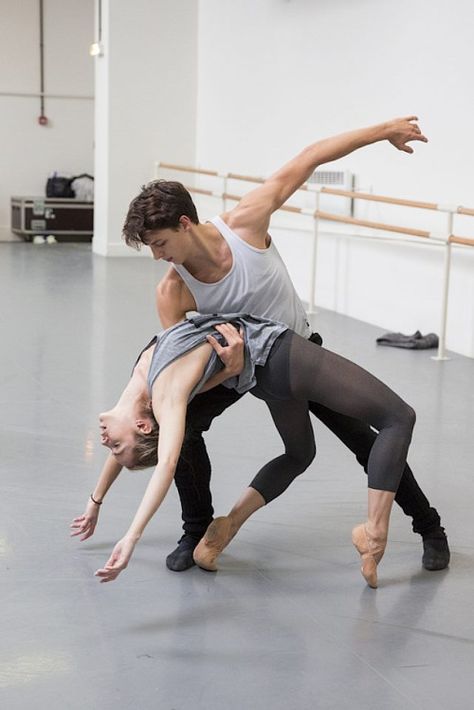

{"left": 228, "top": 116, "right": 428, "bottom": 244}
{"left": 155, "top": 267, "right": 196, "bottom": 328}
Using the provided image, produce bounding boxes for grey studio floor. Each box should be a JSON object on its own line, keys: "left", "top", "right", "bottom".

{"left": 1, "top": 242, "right": 474, "bottom": 710}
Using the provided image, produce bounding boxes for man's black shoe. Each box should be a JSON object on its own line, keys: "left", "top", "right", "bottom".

{"left": 422, "top": 528, "right": 450, "bottom": 571}
{"left": 166, "top": 534, "right": 199, "bottom": 572}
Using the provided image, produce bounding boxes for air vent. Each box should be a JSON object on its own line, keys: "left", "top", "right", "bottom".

{"left": 308, "top": 170, "right": 355, "bottom": 216}
{"left": 309, "top": 170, "right": 347, "bottom": 186}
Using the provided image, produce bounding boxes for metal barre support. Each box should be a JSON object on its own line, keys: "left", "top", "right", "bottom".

{"left": 432, "top": 212, "right": 454, "bottom": 361}
{"left": 308, "top": 192, "right": 320, "bottom": 314}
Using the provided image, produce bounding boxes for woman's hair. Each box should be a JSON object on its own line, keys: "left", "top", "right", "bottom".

{"left": 127, "top": 408, "right": 160, "bottom": 470}
{"left": 123, "top": 180, "right": 199, "bottom": 249}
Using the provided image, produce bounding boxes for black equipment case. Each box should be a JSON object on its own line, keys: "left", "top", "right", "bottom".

{"left": 11, "top": 196, "right": 93, "bottom": 242}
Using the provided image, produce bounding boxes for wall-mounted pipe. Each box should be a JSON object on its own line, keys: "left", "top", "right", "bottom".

{"left": 38, "top": 0, "right": 48, "bottom": 125}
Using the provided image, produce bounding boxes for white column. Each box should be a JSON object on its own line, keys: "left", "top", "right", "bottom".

{"left": 92, "top": 0, "right": 198, "bottom": 256}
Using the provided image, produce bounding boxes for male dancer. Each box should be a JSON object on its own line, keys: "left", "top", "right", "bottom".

{"left": 78, "top": 116, "right": 449, "bottom": 572}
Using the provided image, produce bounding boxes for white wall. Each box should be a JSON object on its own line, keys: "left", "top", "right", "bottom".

{"left": 195, "top": 0, "right": 474, "bottom": 357}
{"left": 0, "top": 0, "right": 94, "bottom": 241}
{"left": 92, "top": 0, "right": 198, "bottom": 256}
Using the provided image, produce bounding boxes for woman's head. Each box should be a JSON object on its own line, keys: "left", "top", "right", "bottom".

{"left": 123, "top": 180, "right": 199, "bottom": 250}
{"left": 99, "top": 403, "right": 159, "bottom": 470}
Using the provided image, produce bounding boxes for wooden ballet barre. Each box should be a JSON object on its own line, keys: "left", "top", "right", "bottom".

{"left": 227, "top": 172, "right": 265, "bottom": 184}
{"left": 317, "top": 187, "right": 438, "bottom": 212}
{"left": 159, "top": 162, "right": 219, "bottom": 177}
{"left": 449, "top": 235, "right": 474, "bottom": 247}
{"left": 161, "top": 162, "right": 445, "bottom": 212}
{"left": 185, "top": 186, "right": 304, "bottom": 215}
{"left": 315, "top": 211, "right": 431, "bottom": 239}
{"left": 183, "top": 185, "right": 215, "bottom": 197}
{"left": 184, "top": 184, "right": 434, "bottom": 234}
{"left": 457, "top": 207, "right": 474, "bottom": 217}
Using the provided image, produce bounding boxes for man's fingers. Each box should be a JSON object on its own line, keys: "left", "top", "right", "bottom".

{"left": 215, "top": 323, "right": 244, "bottom": 341}
{"left": 206, "top": 334, "right": 223, "bottom": 353}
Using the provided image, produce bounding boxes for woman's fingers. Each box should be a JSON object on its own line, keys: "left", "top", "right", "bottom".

{"left": 95, "top": 559, "right": 125, "bottom": 583}
{"left": 70, "top": 516, "right": 96, "bottom": 539}
{"left": 95, "top": 567, "right": 119, "bottom": 583}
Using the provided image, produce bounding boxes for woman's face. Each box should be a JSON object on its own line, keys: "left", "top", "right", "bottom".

{"left": 99, "top": 410, "right": 138, "bottom": 467}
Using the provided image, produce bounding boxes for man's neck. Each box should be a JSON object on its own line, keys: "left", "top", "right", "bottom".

{"left": 182, "top": 220, "right": 232, "bottom": 283}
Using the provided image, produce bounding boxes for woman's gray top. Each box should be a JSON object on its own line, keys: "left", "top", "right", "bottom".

{"left": 146, "top": 313, "right": 288, "bottom": 401}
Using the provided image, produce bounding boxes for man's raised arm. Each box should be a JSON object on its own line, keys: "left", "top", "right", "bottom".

{"left": 229, "top": 116, "right": 427, "bottom": 242}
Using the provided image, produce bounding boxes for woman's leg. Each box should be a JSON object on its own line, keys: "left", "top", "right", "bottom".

{"left": 193, "top": 399, "right": 315, "bottom": 570}
{"left": 288, "top": 335, "right": 416, "bottom": 492}
{"left": 287, "top": 334, "right": 416, "bottom": 586}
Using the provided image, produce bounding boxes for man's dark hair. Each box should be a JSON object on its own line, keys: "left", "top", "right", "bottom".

{"left": 123, "top": 180, "right": 199, "bottom": 249}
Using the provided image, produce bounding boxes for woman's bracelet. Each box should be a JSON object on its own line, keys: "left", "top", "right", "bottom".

{"left": 90, "top": 493, "right": 103, "bottom": 506}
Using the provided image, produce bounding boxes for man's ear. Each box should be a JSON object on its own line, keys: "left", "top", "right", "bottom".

{"left": 136, "top": 419, "right": 153, "bottom": 435}
{"left": 179, "top": 215, "right": 191, "bottom": 230}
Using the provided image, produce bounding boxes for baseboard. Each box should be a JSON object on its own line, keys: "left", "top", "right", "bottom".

{"left": 0, "top": 226, "right": 22, "bottom": 242}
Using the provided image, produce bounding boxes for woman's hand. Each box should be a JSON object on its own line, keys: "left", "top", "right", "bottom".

{"left": 207, "top": 323, "right": 245, "bottom": 377}
{"left": 70, "top": 497, "right": 101, "bottom": 541}
{"left": 94, "top": 536, "right": 138, "bottom": 583}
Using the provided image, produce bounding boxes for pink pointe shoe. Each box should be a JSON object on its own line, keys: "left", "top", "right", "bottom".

{"left": 193, "top": 516, "right": 234, "bottom": 571}
{"left": 351, "top": 523, "right": 387, "bottom": 589}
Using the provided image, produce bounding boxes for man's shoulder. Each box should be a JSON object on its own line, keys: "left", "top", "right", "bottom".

{"left": 220, "top": 208, "right": 269, "bottom": 248}
{"left": 157, "top": 268, "right": 196, "bottom": 322}
{"left": 158, "top": 266, "right": 184, "bottom": 292}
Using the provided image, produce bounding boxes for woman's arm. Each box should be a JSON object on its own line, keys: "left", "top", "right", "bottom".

{"left": 94, "top": 346, "right": 210, "bottom": 583}
{"left": 70, "top": 453, "right": 123, "bottom": 541}
{"left": 94, "top": 397, "right": 187, "bottom": 583}
{"left": 200, "top": 323, "right": 245, "bottom": 393}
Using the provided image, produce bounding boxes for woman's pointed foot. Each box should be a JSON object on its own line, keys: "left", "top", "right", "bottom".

{"left": 193, "top": 516, "right": 234, "bottom": 571}
{"left": 352, "top": 523, "right": 387, "bottom": 588}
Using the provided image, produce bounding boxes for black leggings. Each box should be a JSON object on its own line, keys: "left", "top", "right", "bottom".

{"left": 249, "top": 331, "right": 416, "bottom": 503}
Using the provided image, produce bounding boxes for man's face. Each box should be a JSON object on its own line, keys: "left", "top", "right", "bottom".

{"left": 145, "top": 224, "right": 188, "bottom": 264}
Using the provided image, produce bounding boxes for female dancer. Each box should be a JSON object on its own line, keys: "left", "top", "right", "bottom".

{"left": 73, "top": 313, "right": 415, "bottom": 588}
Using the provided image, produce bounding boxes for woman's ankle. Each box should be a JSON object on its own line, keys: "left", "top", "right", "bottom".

{"left": 365, "top": 521, "right": 388, "bottom": 542}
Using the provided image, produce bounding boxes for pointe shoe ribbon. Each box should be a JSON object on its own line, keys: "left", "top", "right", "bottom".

{"left": 193, "top": 516, "right": 234, "bottom": 571}
{"left": 352, "top": 523, "right": 386, "bottom": 589}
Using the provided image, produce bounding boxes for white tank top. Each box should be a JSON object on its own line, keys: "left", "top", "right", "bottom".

{"left": 172, "top": 215, "right": 311, "bottom": 338}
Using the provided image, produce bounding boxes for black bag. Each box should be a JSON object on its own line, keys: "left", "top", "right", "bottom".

{"left": 46, "top": 175, "right": 75, "bottom": 198}
{"left": 45, "top": 173, "right": 94, "bottom": 199}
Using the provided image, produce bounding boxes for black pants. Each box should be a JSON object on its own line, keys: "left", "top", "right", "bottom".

{"left": 250, "top": 330, "right": 415, "bottom": 499}
{"left": 173, "top": 333, "right": 441, "bottom": 538}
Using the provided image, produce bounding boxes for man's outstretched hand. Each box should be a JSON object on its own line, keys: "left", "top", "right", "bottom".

{"left": 386, "top": 116, "right": 428, "bottom": 154}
